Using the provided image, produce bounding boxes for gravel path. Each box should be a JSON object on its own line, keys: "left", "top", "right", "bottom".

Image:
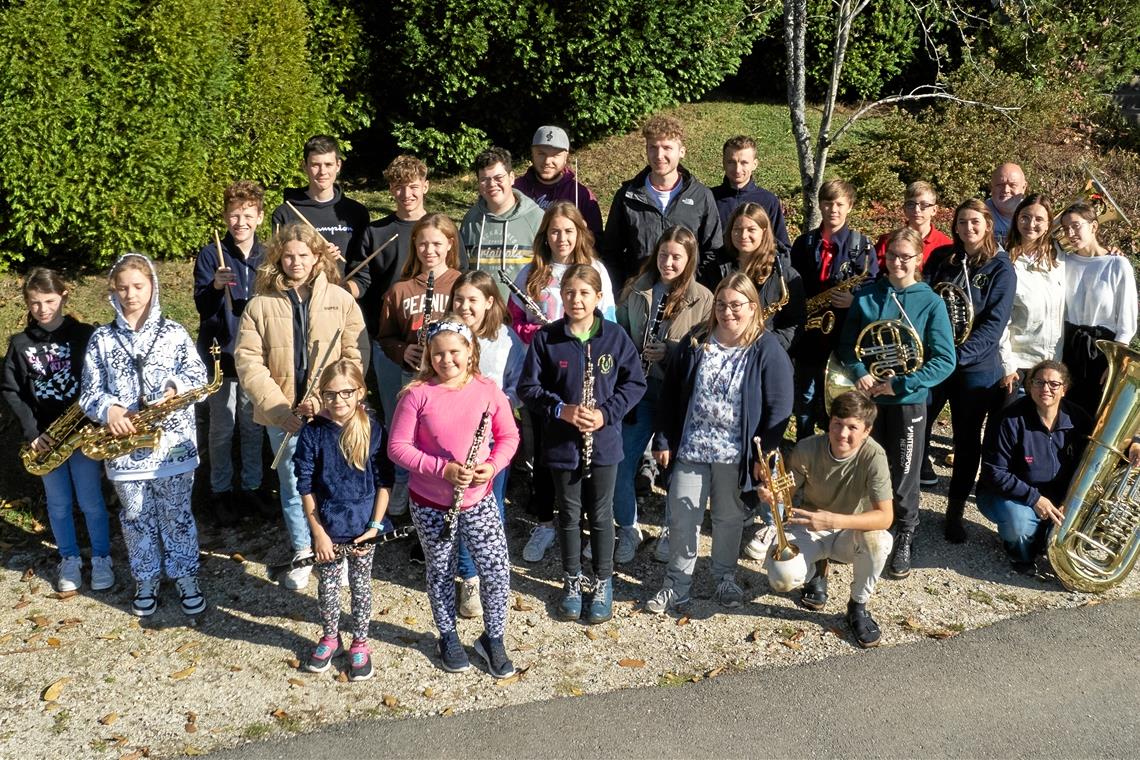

{"left": 1, "top": 447, "right": 1136, "bottom": 760}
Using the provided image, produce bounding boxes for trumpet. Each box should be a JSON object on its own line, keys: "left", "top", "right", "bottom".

{"left": 752, "top": 437, "right": 800, "bottom": 564}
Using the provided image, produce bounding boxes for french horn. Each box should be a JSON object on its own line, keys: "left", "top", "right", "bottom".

{"left": 823, "top": 319, "right": 925, "bottom": 411}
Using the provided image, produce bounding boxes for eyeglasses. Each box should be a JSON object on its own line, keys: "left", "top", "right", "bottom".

{"left": 903, "top": 201, "right": 936, "bottom": 211}
{"left": 1060, "top": 221, "right": 1089, "bottom": 236}
{"left": 885, "top": 250, "right": 919, "bottom": 263}
{"left": 477, "top": 173, "right": 510, "bottom": 187}
{"left": 320, "top": 388, "right": 359, "bottom": 402}
{"left": 714, "top": 300, "right": 753, "bottom": 314}
{"left": 1030, "top": 379, "right": 1064, "bottom": 391}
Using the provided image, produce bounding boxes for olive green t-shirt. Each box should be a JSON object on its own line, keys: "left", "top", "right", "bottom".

{"left": 786, "top": 434, "right": 892, "bottom": 515}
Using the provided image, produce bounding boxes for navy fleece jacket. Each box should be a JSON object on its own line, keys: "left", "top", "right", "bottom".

{"left": 925, "top": 246, "right": 1016, "bottom": 375}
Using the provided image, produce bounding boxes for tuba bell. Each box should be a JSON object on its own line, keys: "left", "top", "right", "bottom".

{"left": 822, "top": 319, "right": 925, "bottom": 411}
{"left": 1048, "top": 340, "right": 1140, "bottom": 593}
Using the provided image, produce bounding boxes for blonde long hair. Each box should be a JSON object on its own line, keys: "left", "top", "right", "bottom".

{"left": 256, "top": 224, "right": 340, "bottom": 294}
{"left": 319, "top": 359, "right": 371, "bottom": 471}
{"left": 691, "top": 272, "right": 764, "bottom": 347}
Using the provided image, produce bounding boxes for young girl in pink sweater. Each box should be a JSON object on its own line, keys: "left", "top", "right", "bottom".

{"left": 388, "top": 318, "right": 520, "bottom": 679}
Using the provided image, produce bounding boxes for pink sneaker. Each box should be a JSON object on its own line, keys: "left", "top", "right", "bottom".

{"left": 306, "top": 634, "right": 341, "bottom": 673}
{"left": 348, "top": 639, "right": 373, "bottom": 681}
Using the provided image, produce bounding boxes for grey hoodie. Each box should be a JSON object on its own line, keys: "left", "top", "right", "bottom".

{"left": 459, "top": 190, "right": 545, "bottom": 302}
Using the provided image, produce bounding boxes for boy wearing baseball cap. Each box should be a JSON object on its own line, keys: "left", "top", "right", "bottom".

{"left": 514, "top": 126, "right": 604, "bottom": 240}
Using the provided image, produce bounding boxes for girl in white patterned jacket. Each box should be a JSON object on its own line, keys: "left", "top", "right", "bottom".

{"left": 80, "top": 253, "right": 209, "bottom": 619}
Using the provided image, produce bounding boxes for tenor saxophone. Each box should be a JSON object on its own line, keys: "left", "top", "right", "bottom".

{"left": 581, "top": 344, "right": 596, "bottom": 480}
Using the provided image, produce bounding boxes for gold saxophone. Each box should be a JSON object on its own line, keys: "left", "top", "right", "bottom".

{"left": 20, "top": 402, "right": 94, "bottom": 476}
{"left": 805, "top": 253, "right": 871, "bottom": 334}
{"left": 79, "top": 343, "right": 223, "bottom": 462}
{"left": 1048, "top": 340, "right": 1140, "bottom": 593}
{"left": 760, "top": 259, "right": 790, "bottom": 324}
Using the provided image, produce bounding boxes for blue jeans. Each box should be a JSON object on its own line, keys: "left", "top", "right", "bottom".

{"left": 614, "top": 381, "right": 658, "bottom": 529}
{"left": 372, "top": 340, "right": 403, "bottom": 427}
{"left": 457, "top": 469, "right": 508, "bottom": 580}
{"left": 977, "top": 490, "right": 1047, "bottom": 563}
{"left": 41, "top": 451, "right": 111, "bottom": 559}
{"left": 207, "top": 377, "right": 263, "bottom": 493}
{"left": 265, "top": 425, "right": 310, "bottom": 552}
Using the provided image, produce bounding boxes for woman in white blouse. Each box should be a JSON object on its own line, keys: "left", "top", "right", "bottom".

{"left": 1058, "top": 201, "right": 1138, "bottom": 417}
{"left": 999, "top": 194, "right": 1066, "bottom": 399}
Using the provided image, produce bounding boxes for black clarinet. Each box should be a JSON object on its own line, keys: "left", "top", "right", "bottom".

{"left": 498, "top": 269, "right": 551, "bottom": 325}
{"left": 641, "top": 296, "right": 668, "bottom": 375}
{"left": 439, "top": 406, "right": 493, "bottom": 541}
{"left": 417, "top": 270, "right": 437, "bottom": 348}
{"left": 266, "top": 525, "right": 416, "bottom": 579}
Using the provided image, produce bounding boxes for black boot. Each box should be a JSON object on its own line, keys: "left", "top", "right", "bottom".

{"left": 944, "top": 500, "right": 967, "bottom": 544}
{"left": 798, "top": 559, "right": 829, "bottom": 610}
{"left": 888, "top": 530, "right": 913, "bottom": 579}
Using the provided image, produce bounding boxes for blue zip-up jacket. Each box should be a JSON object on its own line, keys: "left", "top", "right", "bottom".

{"left": 838, "top": 278, "right": 956, "bottom": 405}
{"left": 518, "top": 311, "right": 647, "bottom": 470}
{"left": 193, "top": 233, "right": 264, "bottom": 376}
{"left": 711, "top": 178, "right": 791, "bottom": 255}
{"left": 294, "top": 410, "right": 395, "bottom": 544}
{"left": 925, "top": 245, "right": 1016, "bottom": 375}
{"left": 790, "top": 225, "right": 876, "bottom": 357}
{"left": 979, "top": 396, "right": 1091, "bottom": 506}
{"left": 652, "top": 328, "right": 794, "bottom": 494}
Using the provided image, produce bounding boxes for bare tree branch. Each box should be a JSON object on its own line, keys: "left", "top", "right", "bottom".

{"left": 830, "top": 85, "right": 1022, "bottom": 145}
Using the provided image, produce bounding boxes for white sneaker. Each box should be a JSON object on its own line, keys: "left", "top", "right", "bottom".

{"left": 458, "top": 576, "right": 482, "bottom": 618}
{"left": 653, "top": 529, "right": 671, "bottom": 563}
{"left": 744, "top": 525, "right": 777, "bottom": 561}
{"left": 57, "top": 556, "right": 82, "bottom": 593}
{"left": 646, "top": 586, "right": 689, "bottom": 615}
{"left": 90, "top": 556, "right": 114, "bottom": 591}
{"left": 388, "top": 482, "right": 409, "bottom": 516}
{"left": 615, "top": 525, "right": 642, "bottom": 564}
{"left": 282, "top": 550, "right": 314, "bottom": 590}
{"left": 522, "top": 525, "right": 556, "bottom": 562}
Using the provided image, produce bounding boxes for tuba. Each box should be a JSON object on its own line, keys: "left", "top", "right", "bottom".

{"left": 934, "top": 281, "right": 974, "bottom": 346}
{"left": 1048, "top": 340, "right": 1140, "bottom": 593}
{"left": 1052, "top": 168, "right": 1130, "bottom": 253}
{"left": 822, "top": 319, "right": 925, "bottom": 411}
{"left": 20, "top": 402, "right": 94, "bottom": 476}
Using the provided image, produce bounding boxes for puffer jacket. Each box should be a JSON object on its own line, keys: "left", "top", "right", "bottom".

{"left": 235, "top": 271, "right": 368, "bottom": 428}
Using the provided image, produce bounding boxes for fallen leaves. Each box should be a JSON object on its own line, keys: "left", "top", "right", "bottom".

{"left": 402, "top": 616, "right": 418, "bottom": 626}
{"left": 99, "top": 712, "right": 119, "bottom": 726}
{"left": 617, "top": 658, "right": 646, "bottom": 668}
{"left": 41, "top": 677, "right": 69, "bottom": 701}
{"left": 422, "top": 687, "right": 435, "bottom": 698}
{"left": 184, "top": 711, "right": 198, "bottom": 733}
{"left": 583, "top": 629, "right": 598, "bottom": 641}
{"left": 676, "top": 615, "right": 690, "bottom": 626}
{"left": 230, "top": 553, "right": 246, "bottom": 564}
{"left": 169, "top": 665, "right": 196, "bottom": 681}
{"left": 47, "top": 590, "right": 77, "bottom": 600}
{"left": 173, "top": 641, "right": 200, "bottom": 655}
{"left": 381, "top": 694, "right": 399, "bottom": 708}
{"left": 284, "top": 658, "right": 301, "bottom": 669}
{"left": 287, "top": 678, "right": 306, "bottom": 688}
{"left": 780, "top": 628, "right": 807, "bottom": 651}
{"left": 511, "top": 595, "right": 533, "bottom": 612}
{"left": 28, "top": 614, "right": 49, "bottom": 628}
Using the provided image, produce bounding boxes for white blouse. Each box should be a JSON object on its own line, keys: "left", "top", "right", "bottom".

{"left": 1062, "top": 252, "right": 1138, "bottom": 343}
{"left": 999, "top": 254, "right": 1067, "bottom": 375}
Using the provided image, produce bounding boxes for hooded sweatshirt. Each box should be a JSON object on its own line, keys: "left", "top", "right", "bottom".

{"left": 514, "top": 167, "right": 604, "bottom": 240}
{"left": 79, "top": 254, "right": 208, "bottom": 481}
{"left": 838, "top": 278, "right": 956, "bottom": 405}
{"left": 270, "top": 185, "right": 370, "bottom": 263}
{"left": 459, "top": 190, "right": 545, "bottom": 304}
{"left": 3, "top": 315, "right": 96, "bottom": 442}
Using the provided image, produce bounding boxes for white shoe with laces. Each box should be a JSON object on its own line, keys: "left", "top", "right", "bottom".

{"left": 743, "top": 525, "right": 777, "bottom": 561}
{"left": 56, "top": 556, "right": 82, "bottom": 593}
{"left": 522, "top": 525, "right": 556, "bottom": 562}
{"left": 282, "top": 549, "right": 314, "bottom": 590}
{"left": 90, "top": 556, "right": 114, "bottom": 591}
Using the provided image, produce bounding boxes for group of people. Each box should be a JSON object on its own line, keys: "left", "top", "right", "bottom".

{"left": 3, "top": 118, "right": 1136, "bottom": 682}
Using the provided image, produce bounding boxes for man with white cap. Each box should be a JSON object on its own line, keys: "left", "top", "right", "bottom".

{"left": 514, "top": 125, "right": 604, "bottom": 241}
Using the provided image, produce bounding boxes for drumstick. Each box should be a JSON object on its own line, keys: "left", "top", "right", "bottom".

{"left": 284, "top": 201, "right": 343, "bottom": 262}
{"left": 214, "top": 229, "right": 233, "bottom": 313}
{"left": 344, "top": 233, "right": 399, "bottom": 282}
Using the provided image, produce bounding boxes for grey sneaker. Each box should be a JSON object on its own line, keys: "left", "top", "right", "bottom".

{"left": 614, "top": 525, "right": 642, "bottom": 564}
{"left": 522, "top": 525, "right": 556, "bottom": 562}
{"left": 90, "top": 556, "right": 114, "bottom": 591}
{"left": 714, "top": 576, "right": 745, "bottom": 609}
{"left": 458, "top": 577, "right": 483, "bottom": 619}
{"left": 175, "top": 575, "right": 206, "bottom": 616}
{"left": 653, "top": 529, "right": 671, "bottom": 563}
{"left": 132, "top": 579, "right": 159, "bottom": 617}
{"left": 646, "top": 586, "right": 689, "bottom": 615}
{"left": 56, "top": 556, "right": 82, "bottom": 593}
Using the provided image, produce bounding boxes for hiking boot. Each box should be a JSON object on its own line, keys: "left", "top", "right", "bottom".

{"left": 888, "top": 531, "right": 914, "bottom": 579}
{"left": 175, "top": 575, "right": 206, "bottom": 616}
{"left": 557, "top": 573, "right": 584, "bottom": 621}
{"left": 714, "top": 576, "right": 745, "bottom": 609}
{"left": 919, "top": 456, "right": 938, "bottom": 487}
{"left": 944, "top": 500, "right": 968, "bottom": 544}
{"left": 437, "top": 630, "right": 471, "bottom": 673}
{"left": 846, "top": 599, "right": 882, "bottom": 648}
{"left": 348, "top": 639, "right": 373, "bottom": 681}
{"left": 614, "top": 525, "right": 642, "bottom": 564}
{"left": 282, "top": 550, "right": 314, "bottom": 589}
{"left": 306, "top": 634, "right": 341, "bottom": 673}
{"left": 90, "top": 556, "right": 115, "bottom": 592}
{"left": 57, "top": 556, "right": 82, "bottom": 593}
{"left": 653, "top": 529, "right": 671, "bottom": 563}
{"left": 132, "top": 579, "right": 159, "bottom": 617}
{"left": 646, "top": 586, "right": 690, "bottom": 615}
{"left": 522, "top": 525, "right": 556, "bottom": 562}
{"left": 474, "top": 632, "right": 515, "bottom": 679}
{"left": 458, "top": 577, "right": 483, "bottom": 619}
{"left": 799, "top": 560, "right": 829, "bottom": 610}
{"left": 743, "top": 525, "right": 777, "bottom": 561}
{"left": 585, "top": 575, "right": 613, "bottom": 624}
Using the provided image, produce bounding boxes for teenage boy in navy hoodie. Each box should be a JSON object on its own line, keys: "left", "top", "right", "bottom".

{"left": 514, "top": 126, "right": 604, "bottom": 241}
{"left": 713, "top": 135, "right": 790, "bottom": 254}
{"left": 790, "top": 179, "right": 876, "bottom": 440}
{"left": 193, "top": 180, "right": 269, "bottom": 524}
{"left": 271, "top": 134, "right": 369, "bottom": 266}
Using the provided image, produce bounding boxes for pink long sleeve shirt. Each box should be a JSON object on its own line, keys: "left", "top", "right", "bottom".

{"left": 387, "top": 375, "right": 520, "bottom": 510}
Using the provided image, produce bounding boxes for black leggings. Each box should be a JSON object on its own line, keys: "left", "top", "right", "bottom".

{"left": 527, "top": 409, "right": 557, "bottom": 522}
{"left": 553, "top": 465, "right": 617, "bottom": 581}
{"left": 927, "top": 367, "right": 1005, "bottom": 502}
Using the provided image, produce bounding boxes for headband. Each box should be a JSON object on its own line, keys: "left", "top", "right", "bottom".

{"left": 427, "top": 320, "right": 473, "bottom": 343}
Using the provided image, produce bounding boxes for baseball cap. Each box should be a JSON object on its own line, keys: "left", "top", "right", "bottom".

{"left": 532, "top": 126, "right": 570, "bottom": 152}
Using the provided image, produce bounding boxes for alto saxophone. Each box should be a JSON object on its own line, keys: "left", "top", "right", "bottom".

{"left": 581, "top": 344, "right": 596, "bottom": 479}
{"left": 439, "top": 405, "right": 493, "bottom": 541}
{"left": 20, "top": 402, "right": 93, "bottom": 476}
{"left": 80, "top": 343, "right": 223, "bottom": 462}
{"left": 760, "top": 264, "right": 789, "bottom": 324}
{"left": 805, "top": 251, "right": 872, "bottom": 334}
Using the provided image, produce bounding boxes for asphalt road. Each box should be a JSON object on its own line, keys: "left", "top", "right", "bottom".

{"left": 213, "top": 598, "right": 1140, "bottom": 759}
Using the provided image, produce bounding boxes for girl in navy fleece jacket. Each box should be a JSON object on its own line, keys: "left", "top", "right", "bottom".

{"left": 295, "top": 359, "right": 393, "bottom": 681}
{"left": 519, "top": 264, "right": 646, "bottom": 625}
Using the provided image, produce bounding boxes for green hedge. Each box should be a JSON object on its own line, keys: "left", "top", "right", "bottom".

{"left": 0, "top": 0, "right": 361, "bottom": 269}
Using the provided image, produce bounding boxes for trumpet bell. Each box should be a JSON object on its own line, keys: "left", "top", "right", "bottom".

{"left": 769, "top": 544, "right": 801, "bottom": 564}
